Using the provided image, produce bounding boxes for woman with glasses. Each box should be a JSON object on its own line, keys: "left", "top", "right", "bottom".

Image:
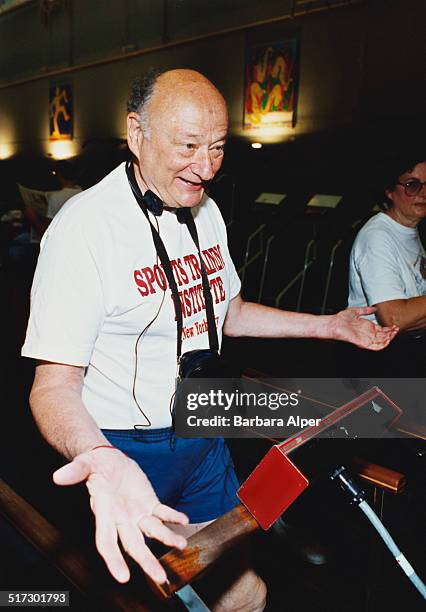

{"left": 348, "top": 154, "right": 426, "bottom": 374}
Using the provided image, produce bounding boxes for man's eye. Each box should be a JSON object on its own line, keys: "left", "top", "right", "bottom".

{"left": 185, "top": 144, "right": 196, "bottom": 150}
{"left": 210, "top": 145, "right": 225, "bottom": 156}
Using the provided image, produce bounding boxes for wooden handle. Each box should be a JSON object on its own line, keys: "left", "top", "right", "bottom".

{"left": 394, "top": 419, "right": 426, "bottom": 440}
{"left": 0, "top": 478, "right": 152, "bottom": 611}
{"left": 151, "top": 503, "right": 259, "bottom": 598}
{"left": 352, "top": 457, "right": 406, "bottom": 494}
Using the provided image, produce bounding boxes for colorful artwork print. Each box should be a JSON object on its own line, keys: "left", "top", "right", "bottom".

{"left": 244, "top": 40, "right": 298, "bottom": 128}
{"left": 49, "top": 84, "right": 73, "bottom": 140}
{"left": 0, "top": 0, "right": 31, "bottom": 15}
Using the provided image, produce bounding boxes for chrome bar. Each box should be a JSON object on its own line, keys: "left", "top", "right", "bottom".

{"left": 239, "top": 223, "right": 266, "bottom": 287}
{"left": 257, "top": 235, "right": 275, "bottom": 303}
{"left": 321, "top": 238, "right": 343, "bottom": 315}
{"left": 296, "top": 239, "right": 317, "bottom": 312}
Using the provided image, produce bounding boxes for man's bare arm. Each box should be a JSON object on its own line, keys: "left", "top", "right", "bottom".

{"left": 30, "top": 362, "right": 108, "bottom": 459}
{"left": 375, "top": 296, "right": 426, "bottom": 332}
{"left": 223, "top": 294, "right": 398, "bottom": 350}
{"left": 29, "top": 362, "right": 188, "bottom": 584}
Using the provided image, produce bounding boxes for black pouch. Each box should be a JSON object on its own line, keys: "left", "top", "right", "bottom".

{"left": 178, "top": 348, "right": 240, "bottom": 379}
{"left": 173, "top": 349, "right": 240, "bottom": 433}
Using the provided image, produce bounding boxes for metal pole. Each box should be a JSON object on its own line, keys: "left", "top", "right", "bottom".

{"left": 296, "top": 239, "right": 316, "bottom": 312}
{"left": 239, "top": 223, "right": 265, "bottom": 287}
{"left": 257, "top": 235, "right": 275, "bottom": 303}
{"left": 321, "top": 238, "right": 343, "bottom": 315}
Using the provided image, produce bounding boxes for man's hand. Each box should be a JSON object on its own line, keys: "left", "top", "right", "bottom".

{"left": 53, "top": 447, "right": 188, "bottom": 584}
{"left": 328, "top": 306, "right": 398, "bottom": 350}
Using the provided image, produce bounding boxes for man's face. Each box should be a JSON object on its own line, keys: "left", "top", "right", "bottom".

{"left": 386, "top": 162, "right": 426, "bottom": 227}
{"left": 128, "top": 83, "right": 228, "bottom": 208}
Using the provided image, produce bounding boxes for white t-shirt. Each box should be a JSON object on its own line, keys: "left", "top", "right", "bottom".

{"left": 46, "top": 186, "right": 82, "bottom": 219}
{"left": 348, "top": 212, "right": 426, "bottom": 323}
{"left": 22, "top": 163, "right": 241, "bottom": 429}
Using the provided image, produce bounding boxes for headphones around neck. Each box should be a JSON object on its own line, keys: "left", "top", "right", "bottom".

{"left": 125, "top": 160, "right": 192, "bottom": 223}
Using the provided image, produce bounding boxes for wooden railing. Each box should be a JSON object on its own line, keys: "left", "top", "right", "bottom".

{"left": 0, "top": 478, "right": 163, "bottom": 611}
{"left": 0, "top": 447, "right": 409, "bottom": 607}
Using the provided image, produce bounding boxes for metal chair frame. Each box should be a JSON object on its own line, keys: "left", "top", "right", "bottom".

{"left": 321, "top": 219, "right": 362, "bottom": 315}
{"left": 238, "top": 223, "right": 266, "bottom": 288}
{"left": 274, "top": 238, "right": 317, "bottom": 311}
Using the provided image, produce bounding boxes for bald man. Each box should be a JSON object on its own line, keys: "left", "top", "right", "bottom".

{"left": 23, "top": 69, "right": 396, "bottom": 610}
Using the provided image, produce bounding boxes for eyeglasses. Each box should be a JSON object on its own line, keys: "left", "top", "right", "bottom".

{"left": 397, "top": 179, "right": 426, "bottom": 196}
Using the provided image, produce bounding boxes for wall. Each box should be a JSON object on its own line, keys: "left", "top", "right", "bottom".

{"left": 0, "top": 0, "right": 423, "bottom": 158}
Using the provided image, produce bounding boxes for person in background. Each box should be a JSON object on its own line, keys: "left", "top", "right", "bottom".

{"left": 23, "top": 160, "right": 82, "bottom": 241}
{"left": 46, "top": 160, "right": 82, "bottom": 221}
{"left": 348, "top": 153, "right": 426, "bottom": 373}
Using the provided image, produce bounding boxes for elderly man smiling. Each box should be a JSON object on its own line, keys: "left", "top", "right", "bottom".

{"left": 22, "top": 69, "right": 397, "bottom": 610}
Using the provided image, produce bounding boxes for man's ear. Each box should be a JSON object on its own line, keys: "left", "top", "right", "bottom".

{"left": 127, "top": 112, "right": 144, "bottom": 160}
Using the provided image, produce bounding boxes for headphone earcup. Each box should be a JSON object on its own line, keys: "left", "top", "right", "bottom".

{"left": 143, "top": 190, "right": 164, "bottom": 216}
{"left": 126, "top": 161, "right": 164, "bottom": 216}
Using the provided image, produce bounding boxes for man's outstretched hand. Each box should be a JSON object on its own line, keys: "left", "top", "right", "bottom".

{"left": 53, "top": 447, "right": 188, "bottom": 584}
{"left": 329, "top": 306, "right": 398, "bottom": 350}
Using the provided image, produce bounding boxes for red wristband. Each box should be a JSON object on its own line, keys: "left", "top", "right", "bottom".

{"left": 91, "top": 445, "right": 118, "bottom": 452}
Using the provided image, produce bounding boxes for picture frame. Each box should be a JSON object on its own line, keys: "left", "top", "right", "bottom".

{"left": 244, "top": 39, "right": 298, "bottom": 129}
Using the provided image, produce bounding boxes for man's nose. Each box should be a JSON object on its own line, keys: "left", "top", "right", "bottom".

{"left": 192, "top": 148, "right": 216, "bottom": 181}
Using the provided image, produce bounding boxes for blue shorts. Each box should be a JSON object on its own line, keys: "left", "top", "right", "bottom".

{"left": 102, "top": 429, "right": 239, "bottom": 523}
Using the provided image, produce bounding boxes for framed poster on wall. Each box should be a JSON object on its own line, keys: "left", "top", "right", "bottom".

{"left": 0, "top": 0, "right": 32, "bottom": 15}
{"left": 244, "top": 39, "right": 298, "bottom": 129}
{"left": 49, "top": 84, "right": 73, "bottom": 140}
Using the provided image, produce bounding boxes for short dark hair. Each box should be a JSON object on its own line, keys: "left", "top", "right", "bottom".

{"left": 126, "top": 68, "right": 164, "bottom": 134}
{"left": 382, "top": 152, "right": 426, "bottom": 207}
{"left": 383, "top": 152, "right": 426, "bottom": 192}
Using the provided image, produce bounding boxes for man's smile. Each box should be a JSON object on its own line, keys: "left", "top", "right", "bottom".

{"left": 178, "top": 177, "right": 204, "bottom": 189}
